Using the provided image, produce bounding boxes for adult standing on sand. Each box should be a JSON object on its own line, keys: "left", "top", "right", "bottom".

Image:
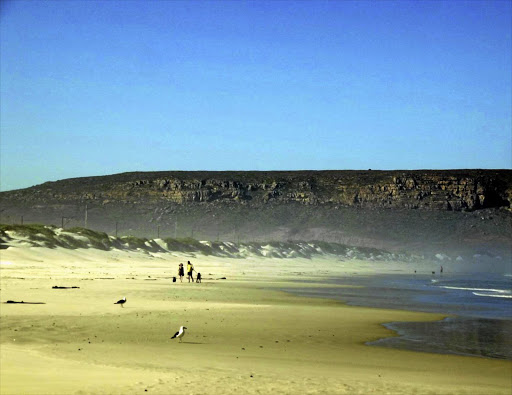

{"left": 178, "top": 263, "right": 184, "bottom": 282}
{"left": 187, "top": 261, "right": 195, "bottom": 283}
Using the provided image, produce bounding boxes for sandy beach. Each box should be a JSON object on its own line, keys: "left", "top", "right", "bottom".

{"left": 1, "top": 245, "right": 510, "bottom": 395}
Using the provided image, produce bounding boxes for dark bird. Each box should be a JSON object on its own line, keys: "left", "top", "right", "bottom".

{"left": 171, "top": 326, "right": 187, "bottom": 342}
{"left": 114, "top": 297, "right": 126, "bottom": 307}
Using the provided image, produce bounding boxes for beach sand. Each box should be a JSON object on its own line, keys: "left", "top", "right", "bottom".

{"left": 1, "top": 246, "right": 510, "bottom": 394}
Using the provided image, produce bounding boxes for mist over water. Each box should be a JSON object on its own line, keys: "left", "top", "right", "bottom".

{"left": 447, "top": 256, "right": 512, "bottom": 276}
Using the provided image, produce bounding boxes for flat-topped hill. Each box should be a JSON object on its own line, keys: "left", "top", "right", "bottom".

{"left": 3, "top": 169, "right": 511, "bottom": 210}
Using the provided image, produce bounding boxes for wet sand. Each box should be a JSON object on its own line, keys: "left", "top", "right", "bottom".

{"left": 1, "top": 246, "right": 511, "bottom": 394}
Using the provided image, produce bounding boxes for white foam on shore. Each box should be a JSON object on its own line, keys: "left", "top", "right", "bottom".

{"left": 441, "top": 286, "right": 511, "bottom": 294}
{"left": 0, "top": 261, "right": 13, "bottom": 265}
{"left": 472, "top": 292, "right": 512, "bottom": 299}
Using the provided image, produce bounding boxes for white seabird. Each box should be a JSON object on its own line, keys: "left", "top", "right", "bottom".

{"left": 171, "top": 326, "right": 187, "bottom": 342}
{"left": 114, "top": 297, "right": 126, "bottom": 307}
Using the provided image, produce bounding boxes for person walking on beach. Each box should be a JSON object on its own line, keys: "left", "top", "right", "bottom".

{"left": 178, "top": 263, "right": 185, "bottom": 282}
{"left": 187, "top": 261, "right": 195, "bottom": 283}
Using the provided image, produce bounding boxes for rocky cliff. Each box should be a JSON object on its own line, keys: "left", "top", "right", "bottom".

{"left": 3, "top": 170, "right": 511, "bottom": 210}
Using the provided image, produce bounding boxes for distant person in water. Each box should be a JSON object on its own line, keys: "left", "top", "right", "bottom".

{"left": 440, "top": 266, "right": 444, "bottom": 274}
{"left": 196, "top": 272, "right": 202, "bottom": 283}
{"left": 178, "top": 263, "right": 184, "bottom": 282}
{"left": 187, "top": 261, "right": 195, "bottom": 282}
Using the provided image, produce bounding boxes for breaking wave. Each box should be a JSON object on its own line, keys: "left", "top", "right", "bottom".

{"left": 472, "top": 292, "right": 512, "bottom": 299}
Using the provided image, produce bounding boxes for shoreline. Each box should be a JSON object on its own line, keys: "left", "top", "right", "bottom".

{"left": 1, "top": 246, "right": 511, "bottom": 394}
{"left": 280, "top": 272, "right": 512, "bottom": 360}
{"left": 367, "top": 316, "right": 512, "bottom": 360}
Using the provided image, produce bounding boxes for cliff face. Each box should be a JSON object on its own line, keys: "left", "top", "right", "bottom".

{"left": 4, "top": 170, "right": 510, "bottom": 211}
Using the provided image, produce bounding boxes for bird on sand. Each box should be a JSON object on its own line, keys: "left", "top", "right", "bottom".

{"left": 171, "top": 326, "right": 187, "bottom": 342}
{"left": 114, "top": 297, "right": 126, "bottom": 307}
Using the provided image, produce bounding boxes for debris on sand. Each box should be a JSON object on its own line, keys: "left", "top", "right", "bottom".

{"left": 52, "top": 286, "right": 80, "bottom": 289}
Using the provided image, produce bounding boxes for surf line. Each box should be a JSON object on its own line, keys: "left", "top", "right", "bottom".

{"left": 472, "top": 292, "right": 512, "bottom": 299}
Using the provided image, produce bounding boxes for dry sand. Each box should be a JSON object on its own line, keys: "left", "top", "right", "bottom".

{"left": 1, "top": 245, "right": 510, "bottom": 395}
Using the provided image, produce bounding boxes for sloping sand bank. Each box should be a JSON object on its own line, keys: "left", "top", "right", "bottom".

{"left": 1, "top": 246, "right": 510, "bottom": 394}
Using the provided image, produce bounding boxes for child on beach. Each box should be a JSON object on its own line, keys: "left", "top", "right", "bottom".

{"left": 196, "top": 272, "right": 202, "bottom": 283}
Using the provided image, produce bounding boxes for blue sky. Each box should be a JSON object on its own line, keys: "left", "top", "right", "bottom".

{"left": 1, "top": 0, "right": 511, "bottom": 191}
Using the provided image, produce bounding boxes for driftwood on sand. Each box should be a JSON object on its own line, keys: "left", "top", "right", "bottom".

{"left": 52, "top": 286, "right": 80, "bottom": 289}
{"left": 5, "top": 300, "right": 46, "bottom": 304}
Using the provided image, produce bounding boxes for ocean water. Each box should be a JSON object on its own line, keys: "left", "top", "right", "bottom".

{"left": 282, "top": 272, "right": 512, "bottom": 359}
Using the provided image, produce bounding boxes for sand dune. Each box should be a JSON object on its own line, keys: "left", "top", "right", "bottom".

{"left": 0, "top": 224, "right": 418, "bottom": 262}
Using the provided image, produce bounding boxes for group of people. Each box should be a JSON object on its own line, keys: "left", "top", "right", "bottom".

{"left": 177, "top": 260, "right": 201, "bottom": 283}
